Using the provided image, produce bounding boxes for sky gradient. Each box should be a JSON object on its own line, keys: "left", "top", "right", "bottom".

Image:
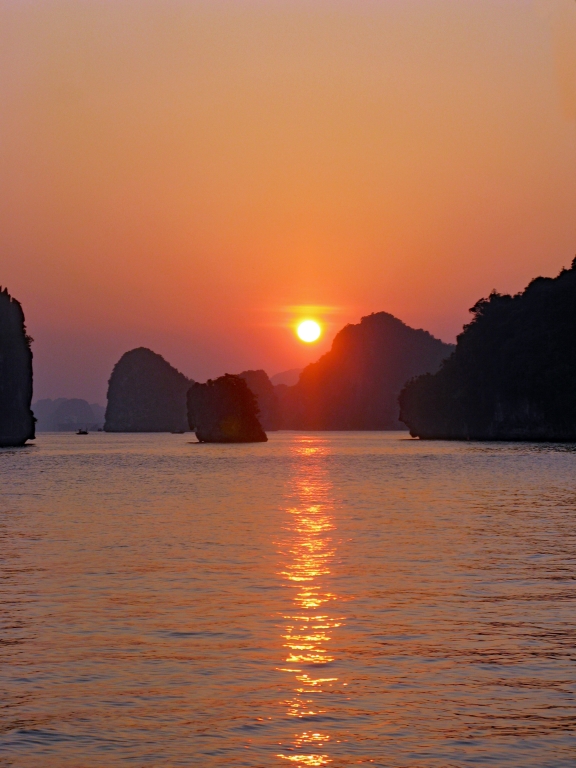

{"left": 1, "top": 0, "right": 575, "bottom": 403}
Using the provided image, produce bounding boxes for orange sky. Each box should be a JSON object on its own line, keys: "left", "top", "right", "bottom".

{"left": 1, "top": 0, "right": 575, "bottom": 402}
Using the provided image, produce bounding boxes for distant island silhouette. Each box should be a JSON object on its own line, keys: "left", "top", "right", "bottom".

{"left": 0, "top": 287, "right": 35, "bottom": 447}
{"left": 237, "top": 370, "right": 281, "bottom": 431}
{"left": 270, "top": 368, "right": 302, "bottom": 387}
{"left": 188, "top": 374, "right": 267, "bottom": 442}
{"left": 399, "top": 258, "right": 576, "bottom": 441}
{"left": 33, "top": 398, "right": 105, "bottom": 431}
{"left": 276, "top": 312, "right": 453, "bottom": 429}
{"left": 104, "top": 347, "right": 192, "bottom": 432}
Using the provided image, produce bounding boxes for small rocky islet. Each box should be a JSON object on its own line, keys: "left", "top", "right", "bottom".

{"left": 187, "top": 374, "right": 267, "bottom": 443}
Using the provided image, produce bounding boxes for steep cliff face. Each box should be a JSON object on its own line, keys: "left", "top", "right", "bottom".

{"left": 0, "top": 288, "right": 35, "bottom": 447}
{"left": 399, "top": 259, "right": 576, "bottom": 441}
{"left": 237, "top": 370, "right": 281, "bottom": 430}
{"left": 278, "top": 312, "right": 453, "bottom": 430}
{"left": 187, "top": 374, "right": 267, "bottom": 443}
{"left": 105, "top": 348, "right": 191, "bottom": 432}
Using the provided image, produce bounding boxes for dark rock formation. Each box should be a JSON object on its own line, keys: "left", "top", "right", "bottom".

{"left": 277, "top": 312, "right": 453, "bottom": 430}
{"left": 0, "top": 288, "right": 35, "bottom": 447}
{"left": 187, "top": 374, "right": 267, "bottom": 442}
{"left": 104, "top": 348, "right": 191, "bottom": 432}
{"left": 399, "top": 259, "right": 576, "bottom": 441}
{"left": 237, "top": 369, "right": 281, "bottom": 430}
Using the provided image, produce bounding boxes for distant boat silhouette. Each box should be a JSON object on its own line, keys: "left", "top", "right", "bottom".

{"left": 76, "top": 429, "right": 88, "bottom": 435}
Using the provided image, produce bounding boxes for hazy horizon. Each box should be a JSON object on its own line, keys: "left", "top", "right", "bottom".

{"left": 2, "top": 0, "right": 575, "bottom": 402}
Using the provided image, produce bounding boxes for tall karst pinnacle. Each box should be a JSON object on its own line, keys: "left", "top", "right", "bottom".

{"left": 0, "top": 288, "right": 35, "bottom": 447}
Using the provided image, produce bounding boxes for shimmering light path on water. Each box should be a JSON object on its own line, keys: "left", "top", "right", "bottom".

{"left": 1, "top": 432, "right": 575, "bottom": 766}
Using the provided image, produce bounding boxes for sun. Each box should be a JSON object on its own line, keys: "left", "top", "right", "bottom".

{"left": 297, "top": 319, "right": 321, "bottom": 343}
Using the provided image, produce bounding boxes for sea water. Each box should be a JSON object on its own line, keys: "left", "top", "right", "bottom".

{"left": 1, "top": 432, "right": 575, "bottom": 767}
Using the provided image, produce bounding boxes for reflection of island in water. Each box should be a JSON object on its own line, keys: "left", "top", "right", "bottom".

{"left": 276, "top": 437, "right": 345, "bottom": 767}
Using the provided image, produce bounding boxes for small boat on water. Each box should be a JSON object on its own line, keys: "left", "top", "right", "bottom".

{"left": 76, "top": 429, "right": 88, "bottom": 435}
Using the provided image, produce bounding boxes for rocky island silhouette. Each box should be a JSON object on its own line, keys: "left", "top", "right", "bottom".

{"left": 187, "top": 374, "right": 267, "bottom": 443}
{"left": 0, "top": 287, "right": 35, "bottom": 447}
{"left": 276, "top": 311, "right": 454, "bottom": 430}
{"left": 399, "top": 258, "right": 576, "bottom": 441}
{"left": 104, "top": 347, "right": 192, "bottom": 432}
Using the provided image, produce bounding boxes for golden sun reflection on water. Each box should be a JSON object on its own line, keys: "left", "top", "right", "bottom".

{"left": 276, "top": 438, "right": 343, "bottom": 767}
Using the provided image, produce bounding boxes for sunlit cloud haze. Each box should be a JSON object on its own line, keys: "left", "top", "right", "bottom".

{"left": 1, "top": 0, "right": 575, "bottom": 402}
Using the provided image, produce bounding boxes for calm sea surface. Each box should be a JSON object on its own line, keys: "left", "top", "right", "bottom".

{"left": 1, "top": 432, "right": 575, "bottom": 767}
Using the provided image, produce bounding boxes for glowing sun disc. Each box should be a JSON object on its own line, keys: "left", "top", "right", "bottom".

{"left": 297, "top": 320, "right": 321, "bottom": 343}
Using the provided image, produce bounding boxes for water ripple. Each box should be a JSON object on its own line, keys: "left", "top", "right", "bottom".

{"left": 0, "top": 432, "right": 575, "bottom": 766}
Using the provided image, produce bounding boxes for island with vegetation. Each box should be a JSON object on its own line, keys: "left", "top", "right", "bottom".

{"left": 0, "top": 287, "right": 35, "bottom": 447}
{"left": 187, "top": 374, "right": 267, "bottom": 442}
{"left": 399, "top": 259, "right": 576, "bottom": 440}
